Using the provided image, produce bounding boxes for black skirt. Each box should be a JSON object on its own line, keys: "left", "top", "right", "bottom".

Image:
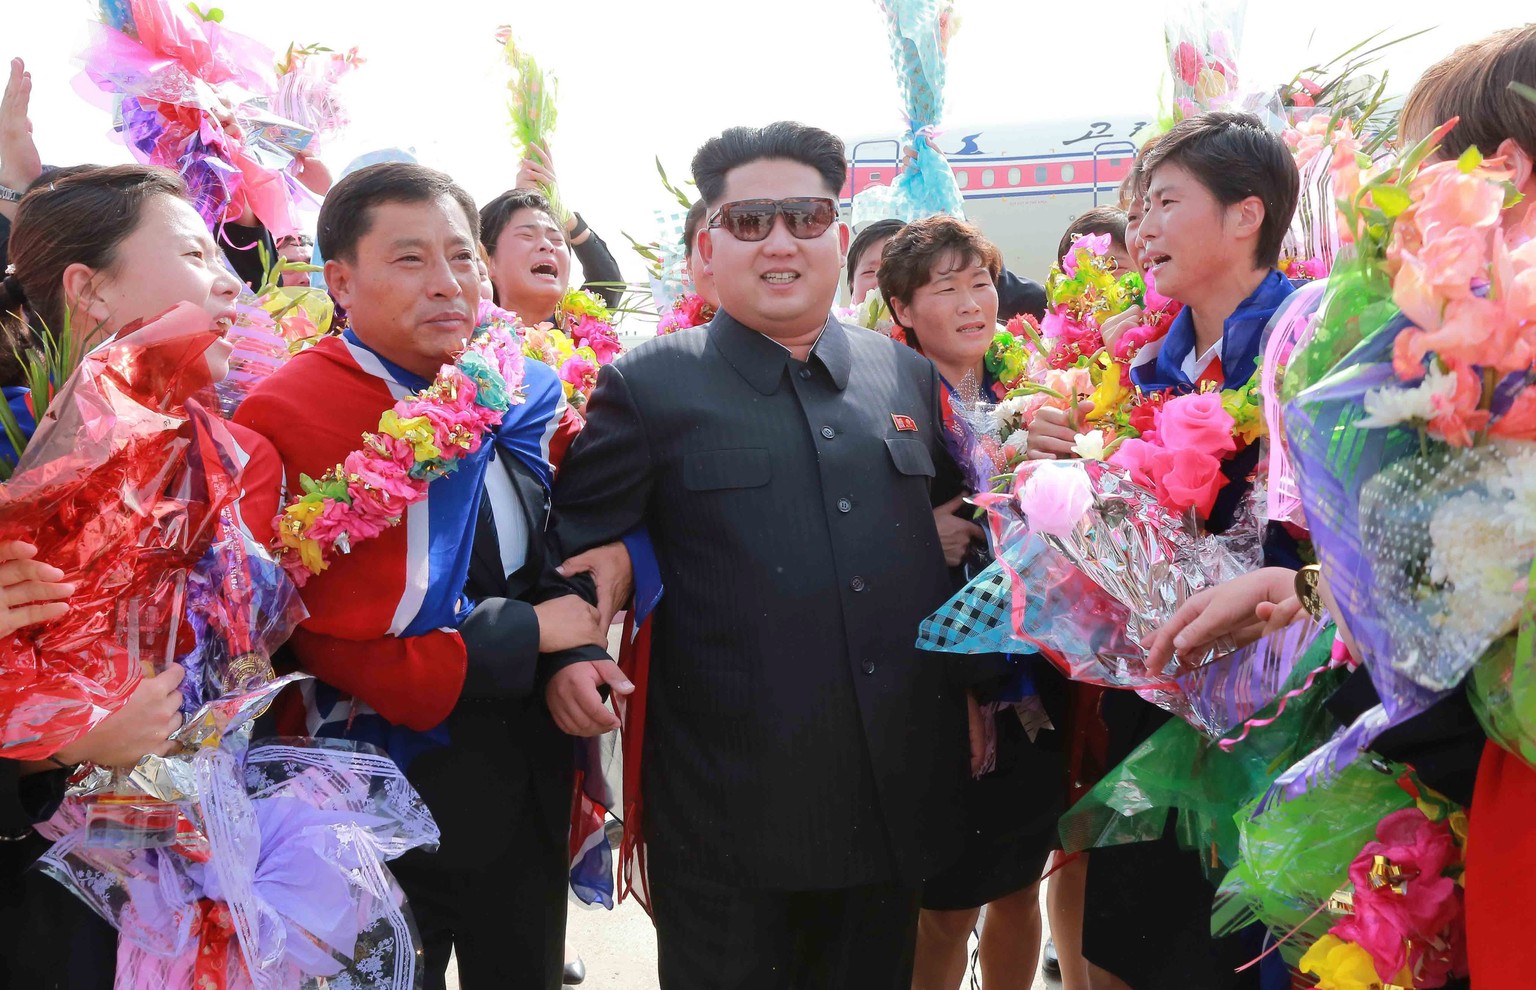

{"left": 922, "top": 680, "right": 1066, "bottom": 912}
{"left": 1079, "top": 691, "right": 1261, "bottom": 990}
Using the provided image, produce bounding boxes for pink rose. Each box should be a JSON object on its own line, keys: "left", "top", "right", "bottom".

{"left": 1155, "top": 392, "right": 1237, "bottom": 457}
{"left": 1150, "top": 447, "right": 1225, "bottom": 517}
{"left": 1018, "top": 462, "right": 1094, "bottom": 538}
{"left": 1108, "top": 437, "right": 1158, "bottom": 490}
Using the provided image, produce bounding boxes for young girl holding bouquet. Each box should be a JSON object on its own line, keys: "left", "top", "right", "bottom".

{"left": 1024, "top": 111, "right": 1301, "bottom": 990}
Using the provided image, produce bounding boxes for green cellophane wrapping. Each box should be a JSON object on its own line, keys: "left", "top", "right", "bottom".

{"left": 1469, "top": 564, "right": 1536, "bottom": 770}
{"left": 1059, "top": 628, "right": 1345, "bottom": 879}
{"left": 1210, "top": 757, "right": 1413, "bottom": 967}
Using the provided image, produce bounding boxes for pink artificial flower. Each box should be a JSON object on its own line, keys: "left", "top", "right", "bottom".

{"left": 1173, "top": 42, "right": 1203, "bottom": 86}
{"left": 1062, "top": 233, "right": 1111, "bottom": 277}
{"left": 1108, "top": 437, "right": 1159, "bottom": 490}
{"left": 1018, "top": 463, "right": 1094, "bottom": 538}
{"left": 1332, "top": 808, "right": 1464, "bottom": 984}
{"left": 342, "top": 448, "right": 425, "bottom": 528}
{"left": 560, "top": 353, "right": 598, "bottom": 394}
{"left": 658, "top": 294, "right": 714, "bottom": 335}
{"left": 1150, "top": 447, "right": 1226, "bottom": 517}
{"left": 568, "top": 315, "right": 622, "bottom": 363}
{"left": 1154, "top": 392, "right": 1237, "bottom": 457}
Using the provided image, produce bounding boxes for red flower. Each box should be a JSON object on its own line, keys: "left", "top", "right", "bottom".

{"left": 1150, "top": 447, "right": 1226, "bottom": 518}
{"left": 1127, "top": 394, "right": 1164, "bottom": 438}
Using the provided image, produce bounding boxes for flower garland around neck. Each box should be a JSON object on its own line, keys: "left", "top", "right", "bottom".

{"left": 273, "top": 314, "right": 528, "bottom": 584}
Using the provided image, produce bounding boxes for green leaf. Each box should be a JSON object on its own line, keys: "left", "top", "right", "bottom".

{"left": 1371, "top": 184, "right": 1412, "bottom": 218}
{"left": 1457, "top": 145, "right": 1483, "bottom": 174}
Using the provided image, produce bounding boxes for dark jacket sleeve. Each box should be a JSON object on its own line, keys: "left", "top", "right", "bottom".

{"left": 459, "top": 555, "right": 611, "bottom": 700}
{"left": 572, "top": 217, "right": 624, "bottom": 310}
{"left": 551, "top": 362, "right": 656, "bottom": 557}
{"left": 997, "top": 268, "right": 1048, "bottom": 322}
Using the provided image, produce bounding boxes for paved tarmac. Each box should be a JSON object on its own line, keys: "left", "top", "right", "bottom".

{"left": 447, "top": 884, "right": 1056, "bottom": 989}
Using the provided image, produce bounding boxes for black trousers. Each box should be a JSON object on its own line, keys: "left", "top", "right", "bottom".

{"left": 390, "top": 802, "right": 568, "bottom": 990}
{"left": 0, "top": 837, "right": 116, "bottom": 990}
{"left": 650, "top": 861, "right": 921, "bottom": 990}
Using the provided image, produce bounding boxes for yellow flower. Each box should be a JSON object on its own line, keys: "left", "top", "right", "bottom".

{"left": 1089, "top": 362, "right": 1129, "bottom": 423}
{"left": 1298, "top": 935, "right": 1385, "bottom": 990}
{"left": 378, "top": 410, "right": 441, "bottom": 462}
{"left": 1221, "top": 387, "right": 1266, "bottom": 445}
{"left": 278, "top": 501, "right": 328, "bottom": 575}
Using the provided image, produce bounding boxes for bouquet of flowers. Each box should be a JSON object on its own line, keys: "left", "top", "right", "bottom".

{"left": 987, "top": 236, "right": 1190, "bottom": 484}
{"left": 271, "top": 41, "right": 365, "bottom": 154}
{"left": 78, "top": 0, "right": 324, "bottom": 237}
{"left": 39, "top": 737, "right": 439, "bottom": 990}
{"left": 836, "top": 287, "right": 899, "bottom": 340}
{"left": 211, "top": 255, "right": 334, "bottom": 418}
{"left": 1266, "top": 120, "right": 1536, "bottom": 801}
{"left": 1212, "top": 757, "right": 1468, "bottom": 986}
{"left": 494, "top": 26, "right": 563, "bottom": 222}
{"left": 1161, "top": 0, "right": 1247, "bottom": 128}
{"left": 850, "top": 0, "right": 965, "bottom": 226}
{"left": 0, "top": 304, "right": 238, "bottom": 759}
{"left": 509, "top": 289, "right": 622, "bottom": 409}
{"left": 921, "top": 458, "right": 1261, "bottom": 689}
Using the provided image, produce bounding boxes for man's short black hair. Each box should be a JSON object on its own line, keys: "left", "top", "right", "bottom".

{"left": 1138, "top": 110, "right": 1299, "bottom": 269}
{"left": 682, "top": 199, "right": 707, "bottom": 255}
{"left": 317, "top": 162, "right": 479, "bottom": 263}
{"left": 691, "top": 121, "right": 847, "bottom": 207}
{"left": 479, "top": 188, "right": 561, "bottom": 255}
{"left": 847, "top": 218, "right": 906, "bottom": 291}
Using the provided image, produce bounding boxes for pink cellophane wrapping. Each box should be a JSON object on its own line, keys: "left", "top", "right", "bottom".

{"left": 0, "top": 303, "right": 234, "bottom": 760}
{"left": 75, "top": 0, "right": 311, "bottom": 236}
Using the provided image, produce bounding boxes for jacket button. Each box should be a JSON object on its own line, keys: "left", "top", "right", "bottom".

{"left": 861, "top": 659, "right": 876, "bottom": 675}
{"left": 821, "top": 426, "right": 836, "bottom": 439}
{"left": 799, "top": 367, "right": 813, "bottom": 380}
{"left": 850, "top": 575, "right": 866, "bottom": 592}
{"left": 837, "top": 497, "right": 852, "bottom": 513}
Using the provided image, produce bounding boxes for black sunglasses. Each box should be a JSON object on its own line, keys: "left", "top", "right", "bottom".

{"left": 708, "top": 197, "right": 839, "bottom": 242}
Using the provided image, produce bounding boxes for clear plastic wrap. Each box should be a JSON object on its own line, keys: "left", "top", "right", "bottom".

{"left": 40, "top": 738, "right": 438, "bottom": 990}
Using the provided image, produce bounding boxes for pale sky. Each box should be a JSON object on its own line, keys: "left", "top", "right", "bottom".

{"left": 9, "top": 0, "right": 1526, "bottom": 287}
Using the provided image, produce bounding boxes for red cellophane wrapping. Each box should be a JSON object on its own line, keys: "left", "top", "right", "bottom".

{"left": 0, "top": 303, "right": 235, "bottom": 759}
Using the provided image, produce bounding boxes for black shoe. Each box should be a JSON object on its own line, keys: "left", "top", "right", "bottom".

{"left": 1041, "top": 938, "right": 1061, "bottom": 980}
{"left": 563, "top": 956, "right": 587, "bottom": 986}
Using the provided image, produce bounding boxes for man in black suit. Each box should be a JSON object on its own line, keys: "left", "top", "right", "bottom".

{"left": 546, "top": 121, "right": 988, "bottom": 988}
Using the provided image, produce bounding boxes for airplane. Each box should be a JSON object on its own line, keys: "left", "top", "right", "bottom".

{"left": 841, "top": 115, "right": 1153, "bottom": 285}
